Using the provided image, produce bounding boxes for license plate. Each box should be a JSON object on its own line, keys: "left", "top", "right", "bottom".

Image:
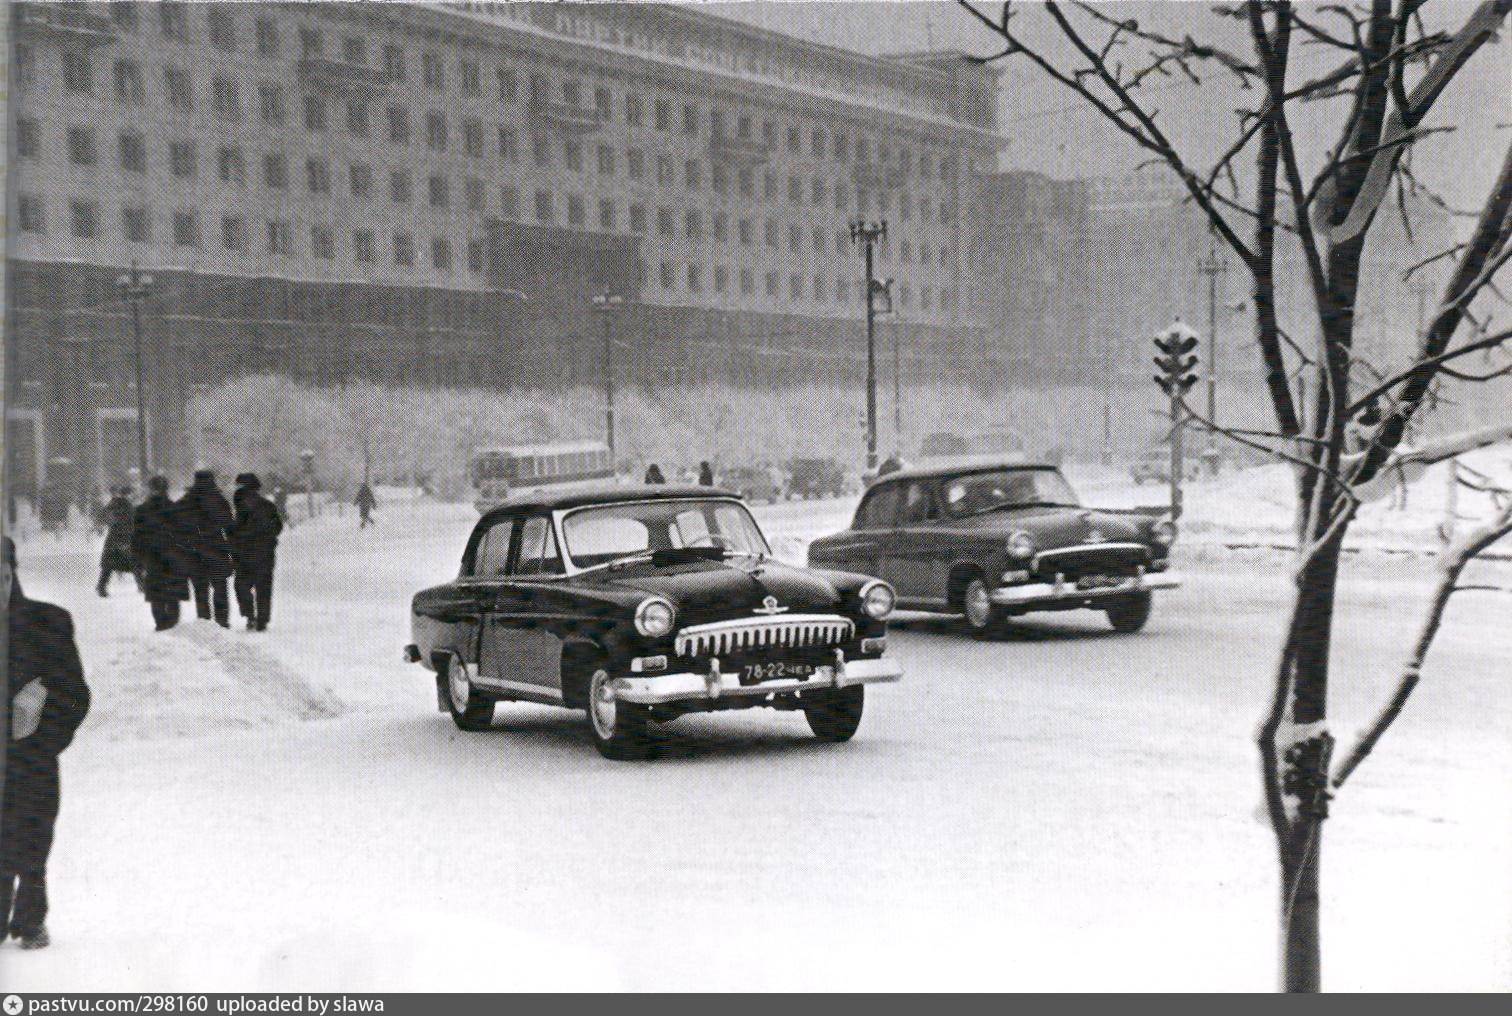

{"left": 739, "top": 661, "right": 815, "bottom": 686}
{"left": 1077, "top": 574, "right": 1124, "bottom": 590}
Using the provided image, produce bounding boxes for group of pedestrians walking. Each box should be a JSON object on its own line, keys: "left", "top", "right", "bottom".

{"left": 126, "top": 470, "right": 283, "bottom": 632}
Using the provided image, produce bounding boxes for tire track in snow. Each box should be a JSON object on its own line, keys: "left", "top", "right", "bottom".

{"left": 174, "top": 624, "right": 344, "bottom": 722}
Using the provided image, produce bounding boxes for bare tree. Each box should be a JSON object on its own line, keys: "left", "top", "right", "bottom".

{"left": 957, "top": 0, "right": 1512, "bottom": 991}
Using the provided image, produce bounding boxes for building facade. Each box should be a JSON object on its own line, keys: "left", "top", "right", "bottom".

{"left": 5, "top": 1, "right": 1000, "bottom": 496}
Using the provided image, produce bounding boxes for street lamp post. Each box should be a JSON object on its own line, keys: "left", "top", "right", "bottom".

{"left": 849, "top": 219, "right": 888, "bottom": 473}
{"left": 591, "top": 291, "right": 624, "bottom": 462}
{"left": 892, "top": 310, "right": 902, "bottom": 455}
{"left": 116, "top": 262, "right": 155, "bottom": 480}
{"left": 1197, "top": 246, "right": 1228, "bottom": 474}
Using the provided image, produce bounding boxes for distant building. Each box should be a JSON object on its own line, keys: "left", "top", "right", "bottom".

{"left": 5, "top": 1, "right": 1000, "bottom": 495}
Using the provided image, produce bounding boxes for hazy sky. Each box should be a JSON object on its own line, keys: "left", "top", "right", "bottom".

{"left": 707, "top": 1, "right": 1511, "bottom": 214}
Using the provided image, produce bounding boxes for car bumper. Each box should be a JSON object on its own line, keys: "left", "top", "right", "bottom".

{"left": 612, "top": 652, "right": 902, "bottom": 706}
{"left": 989, "top": 570, "right": 1182, "bottom": 606}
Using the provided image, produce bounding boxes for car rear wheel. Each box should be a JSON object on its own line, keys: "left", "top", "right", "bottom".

{"left": 443, "top": 656, "right": 494, "bottom": 731}
{"left": 587, "top": 666, "right": 651, "bottom": 760}
{"left": 804, "top": 685, "right": 864, "bottom": 742}
{"left": 961, "top": 576, "right": 1007, "bottom": 635}
{"left": 1105, "top": 591, "right": 1153, "bottom": 633}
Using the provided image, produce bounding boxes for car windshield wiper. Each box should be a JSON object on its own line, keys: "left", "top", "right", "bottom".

{"left": 962, "top": 498, "right": 1077, "bottom": 517}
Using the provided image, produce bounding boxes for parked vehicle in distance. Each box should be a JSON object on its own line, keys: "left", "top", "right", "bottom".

{"left": 470, "top": 440, "right": 614, "bottom": 512}
{"left": 785, "top": 457, "right": 847, "bottom": 500}
{"left": 919, "top": 432, "right": 969, "bottom": 458}
{"left": 720, "top": 465, "right": 785, "bottom": 504}
{"left": 808, "top": 457, "right": 1180, "bottom": 635}
{"left": 1130, "top": 447, "right": 1199, "bottom": 485}
{"left": 406, "top": 485, "right": 903, "bottom": 759}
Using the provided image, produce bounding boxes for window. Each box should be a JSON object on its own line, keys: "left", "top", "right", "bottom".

{"left": 564, "top": 141, "right": 583, "bottom": 172}
{"left": 62, "top": 199, "right": 92, "bottom": 239}
{"left": 659, "top": 261, "right": 674, "bottom": 289}
{"left": 712, "top": 213, "right": 728, "bottom": 242}
{"left": 67, "top": 127, "right": 97, "bottom": 167}
{"left": 683, "top": 103, "right": 699, "bottom": 135}
{"left": 63, "top": 51, "right": 93, "bottom": 94}
{"left": 685, "top": 210, "right": 701, "bottom": 238}
{"left": 384, "top": 45, "right": 405, "bottom": 81}
{"left": 764, "top": 219, "right": 778, "bottom": 247}
{"left": 256, "top": 18, "right": 278, "bottom": 56}
{"left": 299, "top": 27, "right": 323, "bottom": 59}
{"left": 837, "top": 278, "right": 849, "bottom": 303}
{"left": 119, "top": 132, "right": 146, "bottom": 173}
{"left": 431, "top": 238, "right": 452, "bottom": 270}
{"left": 159, "top": 3, "right": 188, "bottom": 42}
{"left": 627, "top": 148, "right": 644, "bottom": 180}
{"left": 304, "top": 94, "right": 326, "bottom": 131}
{"left": 625, "top": 92, "right": 643, "bottom": 126}
{"left": 714, "top": 266, "right": 728, "bottom": 293}
{"left": 533, "top": 135, "right": 551, "bottom": 167}
{"left": 164, "top": 67, "right": 192, "bottom": 112}
{"left": 428, "top": 175, "right": 448, "bottom": 208}
{"left": 712, "top": 163, "right": 728, "bottom": 195}
{"left": 788, "top": 175, "right": 803, "bottom": 204}
{"left": 263, "top": 153, "right": 288, "bottom": 188}
{"left": 685, "top": 160, "right": 701, "bottom": 190}
{"left": 14, "top": 44, "right": 32, "bottom": 87}
{"left": 598, "top": 199, "right": 616, "bottom": 231}
{"left": 788, "top": 225, "right": 802, "bottom": 253}
{"left": 16, "top": 119, "right": 39, "bottom": 159}
{"left": 353, "top": 230, "right": 375, "bottom": 263}
{"left": 762, "top": 120, "right": 777, "bottom": 148}
{"left": 657, "top": 208, "right": 675, "bottom": 236}
{"left": 812, "top": 178, "right": 826, "bottom": 205}
{"left": 341, "top": 36, "right": 366, "bottom": 66}
{"left": 790, "top": 274, "right": 804, "bottom": 300}
{"left": 654, "top": 98, "right": 671, "bottom": 131}
{"left": 766, "top": 271, "right": 779, "bottom": 296}
{"left": 222, "top": 215, "right": 246, "bottom": 252}
{"left": 812, "top": 128, "right": 825, "bottom": 158}
{"left": 387, "top": 105, "right": 410, "bottom": 144}
{"left": 561, "top": 78, "right": 581, "bottom": 106}
{"left": 738, "top": 167, "right": 754, "bottom": 198}
{"left": 465, "top": 177, "right": 484, "bottom": 211}
{"left": 534, "top": 190, "right": 553, "bottom": 223}
{"left": 468, "top": 241, "right": 484, "bottom": 274}
{"left": 212, "top": 77, "right": 241, "bottom": 122}
{"left": 350, "top": 163, "right": 373, "bottom": 198}
{"left": 114, "top": 60, "right": 144, "bottom": 103}
{"left": 259, "top": 84, "right": 285, "bottom": 124}
{"left": 738, "top": 218, "right": 753, "bottom": 245}
{"left": 172, "top": 210, "right": 199, "bottom": 247}
{"left": 597, "top": 145, "right": 615, "bottom": 175}
{"left": 18, "top": 195, "right": 45, "bottom": 234}
{"left": 394, "top": 233, "right": 414, "bottom": 266}
{"left": 308, "top": 226, "right": 332, "bottom": 260}
{"left": 422, "top": 52, "right": 444, "bottom": 90}
{"left": 496, "top": 67, "right": 516, "bottom": 99}
{"left": 306, "top": 158, "right": 331, "bottom": 194}
{"left": 900, "top": 193, "right": 912, "bottom": 221}
{"left": 687, "top": 264, "right": 703, "bottom": 293}
{"left": 217, "top": 145, "right": 245, "bottom": 184}
{"left": 424, "top": 112, "right": 448, "bottom": 150}
{"left": 629, "top": 204, "right": 647, "bottom": 233}
{"left": 267, "top": 220, "right": 292, "bottom": 255}
{"left": 500, "top": 186, "right": 519, "bottom": 218}
{"left": 347, "top": 100, "right": 369, "bottom": 137}
{"left": 656, "top": 155, "right": 674, "bottom": 187}
{"left": 463, "top": 120, "right": 484, "bottom": 157}
{"left": 814, "top": 274, "right": 827, "bottom": 302}
{"left": 595, "top": 86, "right": 612, "bottom": 119}
{"left": 209, "top": 9, "right": 235, "bottom": 51}
{"left": 764, "top": 172, "right": 778, "bottom": 200}
{"left": 567, "top": 195, "right": 585, "bottom": 226}
{"left": 111, "top": 3, "right": 138, "bottom": 30}
{"left": 854, "top": 485, "right": 901, "bottom": 529}
{"left": 122, "top": 205, "right": 150, "bottom": 243}
{"left": 498, "top": 126, "right": 518, "bottom": 160}
{"left": 813, "top": 227, "right": 827, "bottom": 254}
{"left": 740, "top": 268, "right": 754, "bottom": 295}
{"left": 515, "top": 517, "right": 562, "bottom": 577}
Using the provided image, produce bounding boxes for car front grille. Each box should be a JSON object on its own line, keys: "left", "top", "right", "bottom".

{"left": 674, "top": 614, "right": 854, "bottom": 658}
{"left": 1032, "top": 542, "right": 1151, "bottom": 580}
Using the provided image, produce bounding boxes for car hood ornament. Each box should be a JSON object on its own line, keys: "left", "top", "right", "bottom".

{"left": 753, "top": 595, "right": 789, "bottom": 615}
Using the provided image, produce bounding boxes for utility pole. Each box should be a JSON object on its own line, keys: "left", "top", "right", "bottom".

{"left": 849, "top": 219, "right": 887, "bottom": 473}
{"left": 116, "top": 262, "right": 155, "bottom": 480}
{"left": 591, "top": 291, "right": 624, "bottom": 462}
{"left": 1197, "top": 246, "right": 1228, "bottom": 475}
{"left": 892, "top": 310, "right": 902, "bottom": 456}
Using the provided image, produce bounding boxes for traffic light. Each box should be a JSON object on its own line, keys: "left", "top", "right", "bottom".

{"left": 1154, "top": 326, "right": 1200, "bottom": 397}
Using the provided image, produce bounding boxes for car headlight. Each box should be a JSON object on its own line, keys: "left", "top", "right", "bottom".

{"left": 1152, "top": 518, "right": 1177, "bottom": 547}
{"left": 634, "top": 597, "right": 676, "bottom": 637}
{"left": 1006, "top": 530, "right": 1036, "bottom": 558}
{"left": 859, "top": 580, "right": 896, "bottom": 620}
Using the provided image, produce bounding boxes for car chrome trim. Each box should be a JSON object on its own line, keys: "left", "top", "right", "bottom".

{"left": 471, "top": 674, "right": 566, "bottom": 704}
{"left": 673, "top": 613, "right": 855, "bottom": 658}
{"left": 612, "top": 656, "right": 903, "bottom": 705}
{"left": 990, "top": 570, "right": 1182, "bottom": 605}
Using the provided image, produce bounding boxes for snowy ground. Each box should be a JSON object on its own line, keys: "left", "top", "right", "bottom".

{"left": 4, "top": 469, "right": 1510, "bottom": 991}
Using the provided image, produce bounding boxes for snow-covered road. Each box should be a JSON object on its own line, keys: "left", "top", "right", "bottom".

{"left": 4, "top": 495, "right": 1509, "bottom": 991}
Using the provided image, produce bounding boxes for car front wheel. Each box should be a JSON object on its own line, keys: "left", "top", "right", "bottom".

{"left": 804, "top": 685, "right": 864, "bottom": 741}
{"left": 961, "top": 576, "right": 1007, "bottom": 635}
{"left": 1105, "top": 591, "right": 1153, "bottom": 633}
{"left": 587, "top": 666, "right": 651, "bottom": 760}
{"left": 443, "top": 656, "right": 494, "bottom": 731}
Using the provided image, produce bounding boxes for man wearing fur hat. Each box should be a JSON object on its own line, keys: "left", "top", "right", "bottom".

{"left": 228, "top": 473, "right": 283, "bottom": 632}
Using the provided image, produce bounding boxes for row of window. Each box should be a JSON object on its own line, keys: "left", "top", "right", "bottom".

{"left": 27, "top": 29, "right": 960, "bottom": 180}
{"left": 648, "top": 261, "right": 956, "bottom": 312}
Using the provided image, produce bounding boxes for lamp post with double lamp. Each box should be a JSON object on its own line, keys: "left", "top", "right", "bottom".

{"left": 849, "top": 219, "right": 888, "bottom": 473}
{"left": 1197, "top": 245, "right": 1229, "bottom": 475}
{"left": 591, "top": 292, "right": 624, "bottom": 462}
{"left": 116, "top": 262, "right": 155, "bottom": 480}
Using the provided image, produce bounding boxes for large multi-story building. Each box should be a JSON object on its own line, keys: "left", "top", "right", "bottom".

{"left": 5, "top": 1, "right": 1000, "bottom": 496}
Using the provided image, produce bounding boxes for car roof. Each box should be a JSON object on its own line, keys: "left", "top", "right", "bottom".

{"left": 874, "top": 455, "right": 1054, "bottom": 484}
{"left": 478, "top": 484, "right": 742, "bottom": 522}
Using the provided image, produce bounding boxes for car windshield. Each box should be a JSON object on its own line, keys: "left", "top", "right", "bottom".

{"left": 939, "top": 469, "right": 1080, "bottom": 517}
{"left": 560, "top": 498, "right": 771, "bottom": 570}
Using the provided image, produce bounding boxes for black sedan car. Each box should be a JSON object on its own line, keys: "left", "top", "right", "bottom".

{"left": 807, "top": 459, "right": 1180, "bottom": 635}
{"left": 405, "top": 485, "right": 902, "bottom": 759}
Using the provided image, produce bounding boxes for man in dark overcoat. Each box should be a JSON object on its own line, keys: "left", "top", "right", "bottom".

{"left": 177, "top": 470, "right": 235, "bottom": 627}
{"left": 131, "top": 475, "right": 191, "bottom": 631}
{"left": 229, "top": 472, "right": 283, "bottom": 632}
{"left": 95, "top": 484, "right": 137, "bottom": 597}
{"left": 3, "top": 536, "right": 91, "bottom": 949}
{"left": 354, "top": 481, "right": 377, "bottom": 529}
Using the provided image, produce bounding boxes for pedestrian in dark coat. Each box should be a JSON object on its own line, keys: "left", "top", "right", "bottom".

{"left": 95, "top": 485, "right": 137, "bottom": 597}
{"left": 177, "top": 470, "right": 235, "bottom": 626}
{"left": 698, "top": 461, "right": 715, "bottom": 486}
{"left": 228, "top": 473, "right": 283, "bottom": 631}
{"left": 3, "top": 536, "right": 91, "bottom": 950}
{"left": 131, "top": 476, "right": 190, "bottom": 630}
{"left": 354, "top": 482, "right": 377, "bottom": 528}
{"left": 644, "top": 464, "right": 666, "bottom": 485}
